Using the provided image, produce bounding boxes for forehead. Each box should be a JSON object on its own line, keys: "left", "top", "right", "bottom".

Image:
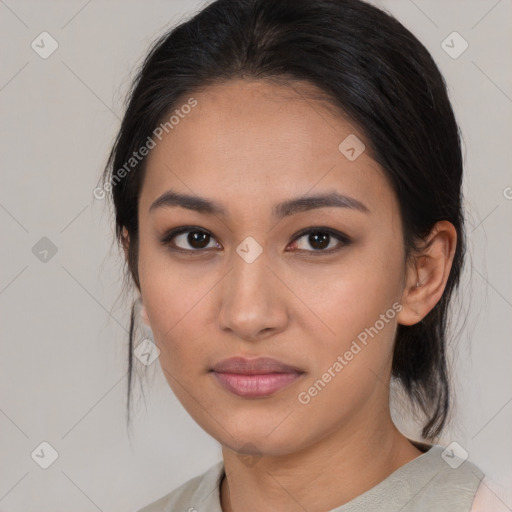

{"left": 140, "top": 79, "right": 396, "bottom": 219}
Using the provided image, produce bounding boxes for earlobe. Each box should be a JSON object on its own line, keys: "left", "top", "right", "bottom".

{"left": 140, "top": 304, "right": 150, "bottom": 326}
{"left": 396, "top": 277, "right": 425, "bottom": 326}
{"left": 397, "top": 221, "right": 457, "bottom": 326}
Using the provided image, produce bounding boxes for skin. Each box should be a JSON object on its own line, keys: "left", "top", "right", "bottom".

{"left": 124, "top": 79, "right": 457, "bottom": 511}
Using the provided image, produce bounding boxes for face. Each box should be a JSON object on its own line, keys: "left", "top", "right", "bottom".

{"left": 136, "top": 79, "right": 408, "bottom": 456}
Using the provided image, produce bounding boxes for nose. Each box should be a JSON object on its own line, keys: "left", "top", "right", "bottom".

{"left": 217, "top": 248, "right": 289, "bottom": 342}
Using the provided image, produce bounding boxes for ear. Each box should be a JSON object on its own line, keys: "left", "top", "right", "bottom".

{"left": 121, "top": 226, "right": 130, "bottom": 262}
{"left": 122, "top": 226, "right": 143, "bottom": 294}
{"left": 396, "top": 220, "right": 457, "bottom": 326}
{"left": 122, "top": 227, "right": 148, "bottom": 325}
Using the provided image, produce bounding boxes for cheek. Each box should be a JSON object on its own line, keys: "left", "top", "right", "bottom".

{"left": 138, "top": 241, "right": 187, "bottom": 358}
{"left": 140, "top": 275, "right": 201, "bottom": 365}
{"left": 293, "top": 242, "right": 403, "bottom": 381}
{"left": 295, "top": 273, "right": 400, "bottom": 421}
{"left": 296, "top": 252, "right": 402, "bottom": 337}
{"left": 138, "top": 243, "right": 221, "bottom": 370}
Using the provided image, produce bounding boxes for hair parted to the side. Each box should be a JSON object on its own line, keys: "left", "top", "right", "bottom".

{"left": 101, "top": 0, "right": 467, "bottom": 442}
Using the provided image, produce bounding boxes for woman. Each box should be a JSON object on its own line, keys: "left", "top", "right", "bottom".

{"left": 101, "top": 0, "right": 505, "bottom": 510}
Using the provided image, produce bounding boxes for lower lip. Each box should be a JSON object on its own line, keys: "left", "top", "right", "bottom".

{"left": 211, "top": 371, "right": 303, "bottom": 398}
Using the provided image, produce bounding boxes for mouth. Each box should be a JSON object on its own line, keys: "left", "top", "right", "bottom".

{"left": 209, "top": 356, "right": 306, "bottom": 398}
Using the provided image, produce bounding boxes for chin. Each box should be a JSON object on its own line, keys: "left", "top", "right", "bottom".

{"left": 216, "top": 422, "right": 306, "bottom": 459}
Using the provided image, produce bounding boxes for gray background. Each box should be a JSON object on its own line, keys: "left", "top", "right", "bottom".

{"left": 1, "top": 0, "right": 511, "bottom": 510}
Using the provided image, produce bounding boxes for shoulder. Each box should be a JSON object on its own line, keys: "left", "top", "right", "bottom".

{"left": 470, "top": 477, "right": 512, "bottom": 512}
{"left": 345, "top": 444, "right": 487, "bottom": 511}
{"left": 136, "top": 460, "right": 224, "bottom": 512}
{"left": 415, "top": 445, "right": 485, "bottom": 501}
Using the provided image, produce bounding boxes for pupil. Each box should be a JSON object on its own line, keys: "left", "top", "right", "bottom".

{"left": 189, "top": 231, "right": 209, "bottom": 248}
{"left": 310, "top": 232, "right": 329, "bottom": 250}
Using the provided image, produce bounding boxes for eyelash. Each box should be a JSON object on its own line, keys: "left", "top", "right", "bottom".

{"left": 159, "top": 225, "right": 351, "bottom": 255}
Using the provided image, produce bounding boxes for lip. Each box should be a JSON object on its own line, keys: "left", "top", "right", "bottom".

{"left": 210, "top": 357, "right": 305, "bottom": 398}
{"left": 211, "top": 356, "right": 304, "bottom": 374}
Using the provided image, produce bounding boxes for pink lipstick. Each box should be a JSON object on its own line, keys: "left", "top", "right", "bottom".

{"left": 210, "top": 356, "right": 305, "bottom": 398}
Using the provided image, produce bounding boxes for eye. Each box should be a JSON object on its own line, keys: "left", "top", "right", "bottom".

{"left": 288, "top": 227, "right": 351, "bottom": 254}
{"left": 160, "top": 226, "right": 221, "bottom": 252}
{"left": 160, "top": 226, "right": 351, "bottom": 255}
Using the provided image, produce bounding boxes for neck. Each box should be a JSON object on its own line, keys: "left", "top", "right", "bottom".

{"left": 220, "top": 405, "right": 423, "bottom": 512}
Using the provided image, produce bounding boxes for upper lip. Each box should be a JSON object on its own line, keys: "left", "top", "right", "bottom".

{"left": 211, "top": 356, "right": 304, "bottom": 375}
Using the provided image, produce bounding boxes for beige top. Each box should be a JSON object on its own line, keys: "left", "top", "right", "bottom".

{"left": 137, "top": 444, "right": 498, "bottom": 511}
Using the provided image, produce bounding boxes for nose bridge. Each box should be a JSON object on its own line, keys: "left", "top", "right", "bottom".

{"left": 218, "top": 241, "right": 287, "bottom": 339}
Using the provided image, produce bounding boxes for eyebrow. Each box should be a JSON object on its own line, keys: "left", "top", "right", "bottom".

{"left": 149, "top": 189, "right": 370, "bottom": 219}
